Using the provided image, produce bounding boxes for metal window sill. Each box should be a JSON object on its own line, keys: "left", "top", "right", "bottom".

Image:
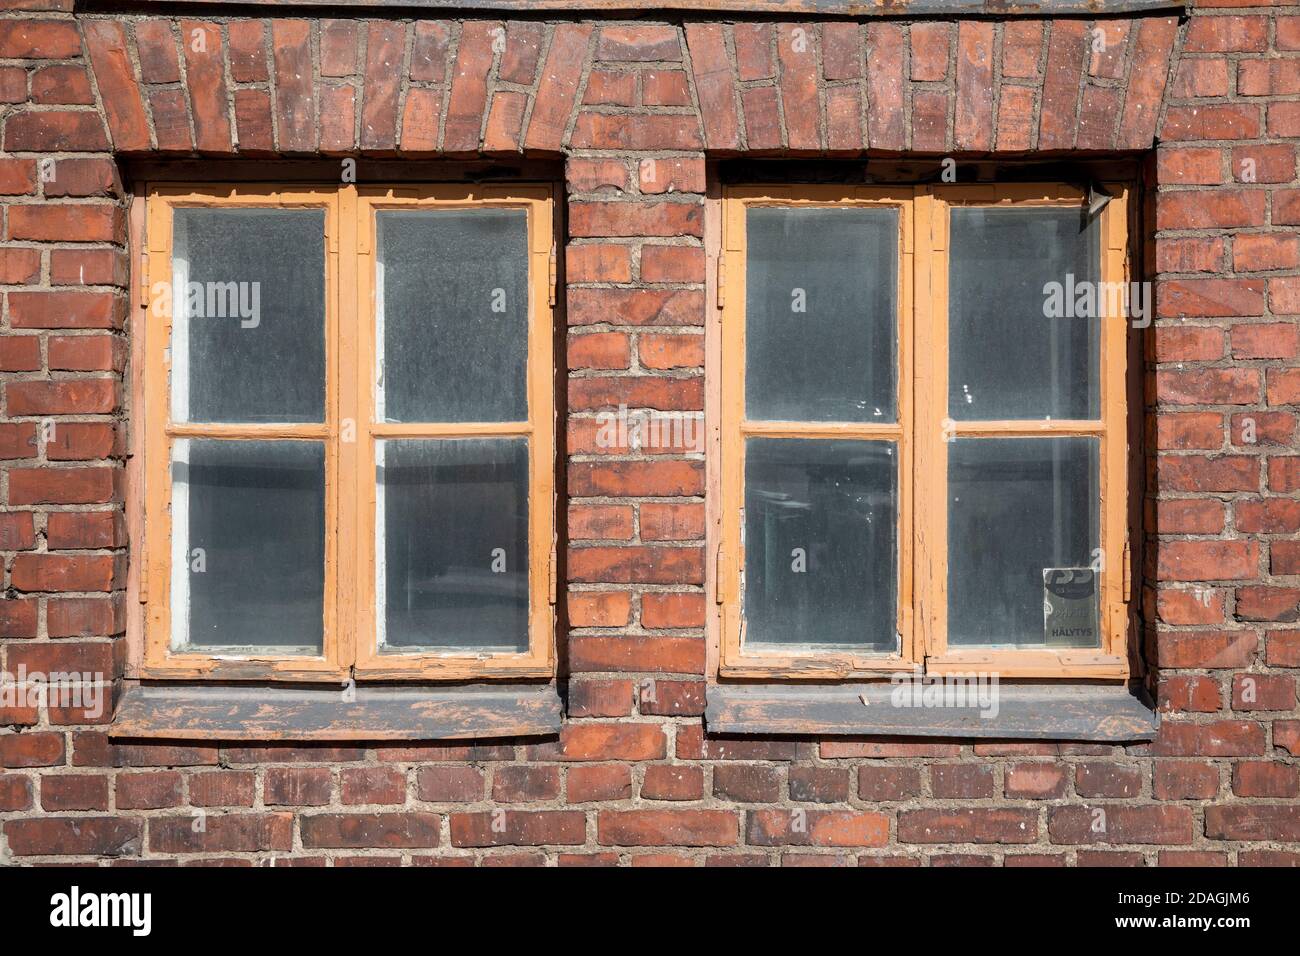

{"left": 705, "top": 683, "right": 1158, "bottom": 741}
{"left": 110, "top": 683, "right": 561, "bottom": 742}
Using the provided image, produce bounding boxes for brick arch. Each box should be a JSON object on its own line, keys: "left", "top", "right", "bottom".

{"left": 65, "top": 15, "right": 1184, "bottom": 160}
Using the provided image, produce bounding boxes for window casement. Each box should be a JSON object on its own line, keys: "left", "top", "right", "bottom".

{"left": 717, "top": 183, "right": 1133, "bottom": 681}
{"left": 140, "top": 183, "right": 556, "bottom": 683}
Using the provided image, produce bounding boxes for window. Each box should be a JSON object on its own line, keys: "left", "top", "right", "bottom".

{"left": 141, "top": 184, "right": 556, "bottom": 682}
{"left": 718, "top": 184, "right": 1132, "bottom": 680}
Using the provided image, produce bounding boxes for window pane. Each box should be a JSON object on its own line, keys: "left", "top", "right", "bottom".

{"left": 172, "top": 440, "right": 325, "bottom": 652}
{"left": 745, "top": 207, "right": 897, "bottom": 423}
{"left": 172, "top": 209, "right": 325, "bottom": 423}
{"left": 744, "top": 438, "right": 897, "bottom": 652}
{"left": 947, "top": 437, "right": 1101, "bottom": 649}
{"left": 377, "top": 209, "right": 529, "bottom": 423}
{"left": 379, "top": 438, "right": 529, "bottom": 652}
{"left": 949, "top": 207, "right": 1100, "bottom": 421}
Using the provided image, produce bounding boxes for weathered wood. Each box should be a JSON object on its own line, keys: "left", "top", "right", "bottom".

{"left": 706, "top": 683, "right": 1159, "bottom": 740}
{"left": 147, "top": 0, "right": 1186, "bottom": 15}
{"left": 111, "top": 683, "right": 562, "bottom": 741}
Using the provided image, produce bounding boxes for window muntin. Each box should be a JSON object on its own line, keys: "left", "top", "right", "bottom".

{"left": 719, "top": 184, "right": 1131, "bottom": 680}
{"left": 142, "top": 184, "right": 556, "bottom": 682}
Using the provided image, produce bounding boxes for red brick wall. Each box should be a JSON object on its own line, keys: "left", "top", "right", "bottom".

{"left": 0, "top": 1, "right": 1298, "bottom": 865}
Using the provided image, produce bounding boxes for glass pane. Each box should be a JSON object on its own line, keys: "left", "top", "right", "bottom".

{"left": 744, "top": 438, "right": 897, "bottom": 652}
{"left": 172, "top": 440, "right": 325, "bottom": 652}
{"left": 379, "top": 438, "right": 529, "bottom": 652}
{"left": 172, "top": 208, "right": 325, "bottom": 423}
{"left": 377, "top": 209, "right": 529, "bottom": 423}
{"left": 948, "top": 437, "right": 1101, "bottom": 648}
{"left": 949, "top": 207, "right": 1101, "bottom": 421}
{"left": 745, "top": 207, "right": 897, "bottom": 423}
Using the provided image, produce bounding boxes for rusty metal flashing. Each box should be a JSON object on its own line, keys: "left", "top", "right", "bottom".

{"left": 111, "top": 682, "right": 562, "bottom": 741}
{"left": 107, "top": 0, "right": 1189, "bottom": 17}
{"left": 706, "top": 683, "right": 1159, "bottom": 741}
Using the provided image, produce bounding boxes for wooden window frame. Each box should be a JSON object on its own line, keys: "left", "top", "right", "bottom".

{"left": 717, "top": 182, "right": 1132, "bottom": 682}
{"left": 138, "top": 182, "right": 556, "bottom": 683}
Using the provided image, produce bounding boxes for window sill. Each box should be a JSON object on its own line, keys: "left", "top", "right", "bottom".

{"left": 110, "top": 683, "right": 561, "bottom": 742}
{"left": 705, "top": 683, "right": 1158, "bottom": 741}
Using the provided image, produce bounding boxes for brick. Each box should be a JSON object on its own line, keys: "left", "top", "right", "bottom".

{"left": 7, "top": 379, "right": 118, "bottom": 415}
{"left": 910, "top": 22, "right": 950, "bottom": 81}
{"left": 1002, "top": 21, "right": 1043, "bottom": 78}
{"left": 227, "top": 20, "right": 268, "bottom": 82}
{"left": 1205, "top": 805, "right": 1300, "bottom": 842}
{"left": 4, "top": 111, "right": 109, "bottom": 151}
{"left": 1048, "top": 805, "right": 1193, "bottom": 844}
{"left": 1153, "top": 761, "right": 1220, "bottom": 800}
{"left": 568, "top": 679, "right": 633, "bottom": 717}
{"left": 9, "top": 291, "right": 121, "bottom": 330}
{"left": 568, "top": 591, "right": 632, "bottom": 628}
{"left": 41, "top": 154, "right": 123, "bottom": 197}
{"left": 1231, "top": 672, "right": 1295, "bottom": 709}
{"left": 570, "top": 202, "right": 703, "bottom": 239}
{"left": 0, "top": 20, "right": 81, "bottom": 57}
{"left": 597, "top": 25, "right": 679, "bottom": 61}
{"left": 47, "top": 511, "right": 123, "bottom": 549}
{"left": 557, "top": 723, "right": 665, "bottom": 761}
{"left": 898, "top": 809, "right": 1038, "bottom": 844}
{"left": 954, "top": 22, "right": 994, "bottom": 151}
{"left": 642, "top": 765, "right": 703, "bottom": 800}
{"left": 1158, "top": 588, "right": 1225, "bottom": 626}
{"left": 10, "top": 467, "right": 116, "bottom": 505}
{"left": 233, "top": 89, "right": 273, "bottom": 154}
{"left": 566, "top": 244, "right": 632, "bottom": 284}
{"left": 788, "top": 767, "right": 849, "bottom": 803}
{"left": 1233, "top": 762, "right": 1299, "bottom": 798}
{"left": 180, "top": 22, "right": 232, "bottom": 153}
{"left": 1158, "top": 148, "right": 1223, "bottom": 186}
{"left": 361, "top": 21, "right": 405, "bottom": 151}
{"left": 822, "top": 21, "right": 862, "bottom": 80}
{"left": 1158, "top": 630, "right": 1258, "bottom": 667}
{"left": 640, "top": 245, "right": 705, "bottom": 283}
{"left": 1162, "top": 105, "right": 1260, "bottom": 142}
{"left": 713, "top": 764, "right": 780, "bottom": 802}
{"left": 866, "top": 24, "right": 905, "bottom": 150}
{"left": 1075, "top": 763, "right": 1143, "bottom": 799}
{"left": 932, "top": 764, "right": 994, "bottom": 799}
{"left": 567, "top": 765, "right": 632, "bottom": 802}
{"left": 1235, "top": 321, "right": 1298, "bottom": 358}
{"left": 494, "top": 765, "right": 561, "bottom": 802}
{"left": 685, "top": 24, "right": 741, "bottom": 153}
{"left": 319, "top": 20, "right": 357, "bottom": 77}
{"left": 569, "top": 633, "right": 704, "bottom": 671}
{"left": 857, "top": 766, "right": 921, "bottom": 801}
{"left": 776, "top": 23, "right": 819, "bottom": 152}
{"left": 733, "top": 23, "right": 774, "bottom": 81}
{"left": 12, "top": 553, "right": 121, "bottom": 592}
{"left": 638, "top": 679, "right": 705, "bottom": 717}
{"left": 1157, "top": 456, "right": 1258, "bottom": 494}
{"left": 1171, "top": 58, "right": 1230, "bottom": 98}
{"left": 9, "top": 205, "right": 123, "bottom": 243}
{"left": 134, "top": 20, "right": 181, "bottom": 83}
{"left": 1185, "top": 15, "right": 1268, "bottom": 53}
{"left": 409, "top": 21, "right": 451, "bottom": 82}
{"left": 1151, "top": 721, "right": 1266, "bottom": 757}
{"left": 451, "top": 810, "right": 585, "bottom": 847}
{"left": 1118, "top": 17, "right": 1180, "bottom": 149}
{"left": 525, "top": 24, "right": 592, "bottom": 152}
{"left": 600, "top": 809, "right": 735, "bottom": 846}
{"left": 31, "top": 64, "right": 92, "bottom": 105}
{"left": 415, "top": 766, "right": 484, "bottom": 802}
{"left": 271, "top": 19, "right": 315, "bottom": 153}
{"left": 117, "top": 772, "right": 183, "bottom": 810}
{"left": 1005, "top": 762, "right": 1070, "bottom": 799}
{"left": 6, "top": 817, "right": 139, "bottom": 856}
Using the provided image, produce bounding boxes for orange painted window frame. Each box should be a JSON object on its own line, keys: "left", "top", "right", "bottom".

{"left": 717, "top": 183, "right": 1133, "bottom": 681}
{"left": 138, "top": 183, "right": 557, "bottom": 682}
